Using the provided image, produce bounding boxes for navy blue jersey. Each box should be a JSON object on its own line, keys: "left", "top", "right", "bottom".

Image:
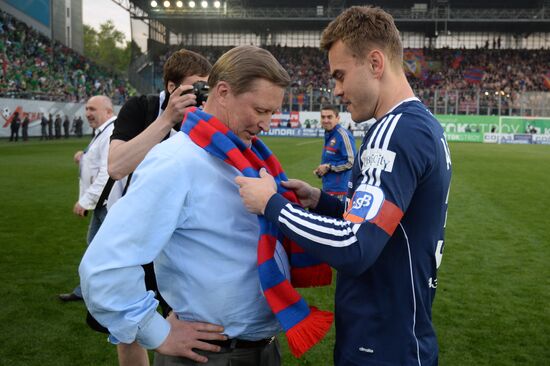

{"left": 265, "top": 98, "right": 451, "bottom": 365}
{"left": 321, "top": 124, "right": 356, "bottom": 195}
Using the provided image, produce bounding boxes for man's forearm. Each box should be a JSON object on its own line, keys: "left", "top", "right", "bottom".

{"left": 109, "top": 116, "right": 174, "bottom": 179}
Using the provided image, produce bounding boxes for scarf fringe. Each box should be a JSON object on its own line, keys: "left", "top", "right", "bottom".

{"left": 285, "top": 306, "right": 334, "bottom": 358}
{"left": 291, "top": 264, "right": 332, "bottom": 288}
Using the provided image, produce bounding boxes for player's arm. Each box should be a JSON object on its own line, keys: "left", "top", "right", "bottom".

{"left": 329, "top": 129, "right": 356, "bottom": 173}
{"left": 108, "top": 86, "right": 196, "bottom": 180}
{"left": 238, "top": 119, "right": 433, "bottom": 276}
{"left": 279, "top": 178, "right": 345, "bottom": 218}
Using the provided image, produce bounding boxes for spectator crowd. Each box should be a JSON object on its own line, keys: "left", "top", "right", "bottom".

{"left": 0, "top": 10, "right": 133, "bottom": 105}
{"left": 153, "top": 44, "right": 550, "bottom": 114}
{"left": 2, "top": 5, "right": 550, "bottom": 115}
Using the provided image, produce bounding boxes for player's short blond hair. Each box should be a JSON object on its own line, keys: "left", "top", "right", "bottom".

{"left": 321, "top": 6, "right": 403, "bottom": 68}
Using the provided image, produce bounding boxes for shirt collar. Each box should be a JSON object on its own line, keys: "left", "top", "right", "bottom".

{"left": 95, "top": 115, "right": 117, "bottom": 134}
{"left": 384, "top": 96, "right": 420, "bottom": 117}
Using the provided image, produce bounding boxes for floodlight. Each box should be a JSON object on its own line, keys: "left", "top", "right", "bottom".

{"left": 189, "top": 1, "right": 196, "bottom": 7}
{"left": 151, "top": 0, "right": 158, "bottom": 7}
{"left": 214, "top": 0, "right": 221, "bottom": 8}
{"left": 163, "top": 1, "right": 170, "bottom": 7}
{"left": 176, "top": 0, "right": 183, "bottom": 7}
{"left": 201, "top": 1, "right": 208, "bottom": 8}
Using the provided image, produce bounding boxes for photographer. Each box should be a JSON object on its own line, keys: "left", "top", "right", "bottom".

{"left": 94, "top": 49, "right": 212, "bottom": 366}
{"left": 108, "top": 49, "right": 212, "bottom": 180}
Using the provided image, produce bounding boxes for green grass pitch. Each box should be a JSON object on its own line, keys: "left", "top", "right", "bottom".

{"left": 0, "top": 137, "right": 549, "bottom": 365}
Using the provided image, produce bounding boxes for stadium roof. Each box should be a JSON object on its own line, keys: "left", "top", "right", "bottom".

{"left": 121, "top": 0, "right": 550, "bottom": 33}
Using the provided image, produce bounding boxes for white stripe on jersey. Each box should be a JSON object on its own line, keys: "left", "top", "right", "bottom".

{"left": 332, "top": 127, "right": 354, "bottom": 172}
{"left": 382, "top": 114, "right": 401, "bottom": 150}
{"left": 373, "top": 115, "right": 394, "bottom": 150}
{"left": 399, "top": 223, "right": 422, "bottom": 366}
{"left": 366, "top": 113, "right": 402, "bottom": 187}
{"left": 367, "top": 116, "right": 388, "bottom": 148}
{"left": 284, "top": 204, "right": 350, "bottom": 227}
{"left": 279, "top": 216, "right": 358, "bottom": 247}
{"left": 281, "top": 208, "right": 354, "bottom": 237}
{"left": 365, "top": 116, "right": 391, "bottom": 185}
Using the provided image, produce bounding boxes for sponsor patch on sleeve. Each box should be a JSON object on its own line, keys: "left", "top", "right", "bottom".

{"left": 361, "top": 148, "right": 396, "bottom": 173}
{"left": 343, "top": 184, "right": 384, "bottom": 224}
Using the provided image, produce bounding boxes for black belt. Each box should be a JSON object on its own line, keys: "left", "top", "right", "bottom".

{"left": 207, "top": 336, "right": 275, "bottom": 349}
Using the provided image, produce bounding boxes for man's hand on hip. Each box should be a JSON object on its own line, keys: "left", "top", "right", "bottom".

{"left": 155, "top": 313, "right": 226, "bottom": 363}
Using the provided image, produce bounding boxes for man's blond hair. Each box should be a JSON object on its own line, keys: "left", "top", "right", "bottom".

{"left": 208, "top": 45, "right": 290, "bottom": 95}
{"left": 321, "top": 6, "right": 403, "bottom": 67}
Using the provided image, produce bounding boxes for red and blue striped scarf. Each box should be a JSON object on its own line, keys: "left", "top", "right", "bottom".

{"left": 181, "top": 107, "right": 333, "bottom": 357}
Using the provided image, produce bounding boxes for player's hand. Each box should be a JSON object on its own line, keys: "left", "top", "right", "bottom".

{"left": 314, "top": 164, "right": 331, "bottom": 177}
{"left": 281, "top": 179, "right": 321, "bottom": 209}
{"left": 155, "top": 312, "right": 226, "bottom": 363}
{"left": 73, "top": 202, "right": 87, "bottom": 217}
{"left": 74, "top": 150, "right": 83, "bottom": 164}
{"left": 163, "top": 84, "right": 198, "bottom": 126}
{"left": 235, "top": 168, "right": 277, "bottom": 215}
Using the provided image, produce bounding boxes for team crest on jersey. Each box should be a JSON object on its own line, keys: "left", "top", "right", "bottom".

{"left": 329, "top": 138, "right": 337, "bottom": 146}
{"left": 361, "top": 148, "right": 396, "bottom": 173}
{"left": 343, "top": 184, "right": 384, "bottom": 224}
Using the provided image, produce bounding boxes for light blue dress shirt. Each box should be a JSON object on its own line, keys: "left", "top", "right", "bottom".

{"left": 79, "top": 132, "right": 289, "bottom": 349}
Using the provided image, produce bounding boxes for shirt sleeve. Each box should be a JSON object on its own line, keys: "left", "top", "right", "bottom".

{"left": 78, "top": 130, "right": 112, "bottom": 210}
{"left": 111, "top": 96, "right": 147, "bottom": 142}
{"left": 79, "top": 145, "right": 190, "bottom": 349}
{"left": 264, "top": 116, "right": 435, "bottom": 276}
{"left": 330, "top": 128, "right": 355, "bottom": 172}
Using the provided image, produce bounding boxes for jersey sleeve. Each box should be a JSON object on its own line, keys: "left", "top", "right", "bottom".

{"left": 264, "top": 113, "right": 436, "bottom": 276}
{"left": 330, "top": 128, "right": 355, "bottom": 172}
{"left": 111, "top": 96, "right": 148, "bottom": 142}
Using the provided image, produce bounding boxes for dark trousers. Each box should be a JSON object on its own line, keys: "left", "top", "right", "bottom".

{"left": 9, "top": 129, "right": 19, "bottom": 141}
{"left": 153, "top": 339, "right": 281, "bottom": 366}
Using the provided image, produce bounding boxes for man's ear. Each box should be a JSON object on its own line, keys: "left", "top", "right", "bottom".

{"left": 215, "top": 81, "right": 231, "bottom": 106}
{"left": 166, "top": 81, "right": 177, "bottom": 94}
{"left": 368, "top": 49, "right": 385, "bottom": 79}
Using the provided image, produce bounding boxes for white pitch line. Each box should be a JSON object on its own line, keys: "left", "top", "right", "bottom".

{"left": 296, "top": 140, "right": 321, "bottom": 146}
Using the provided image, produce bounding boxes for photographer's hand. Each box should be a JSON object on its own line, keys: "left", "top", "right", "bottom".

{"left": 162, "top": 84, "right": 197, "bottom": 127}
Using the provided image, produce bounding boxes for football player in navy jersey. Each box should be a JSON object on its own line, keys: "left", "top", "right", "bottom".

{"left": 236, "top": 6, "right": 451, "bottom": 366}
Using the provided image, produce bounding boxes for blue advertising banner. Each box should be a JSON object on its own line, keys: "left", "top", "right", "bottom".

{"left": 5, "top": 0, "right": 50, "bottom": 26}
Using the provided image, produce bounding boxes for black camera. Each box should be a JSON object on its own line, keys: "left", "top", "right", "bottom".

{"left": 183, "top": 81, "right": 209, "bottom": 105}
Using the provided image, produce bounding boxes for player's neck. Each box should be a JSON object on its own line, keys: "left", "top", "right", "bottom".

{"left": 375, "top": 73, "right": 415, "bottom": 119}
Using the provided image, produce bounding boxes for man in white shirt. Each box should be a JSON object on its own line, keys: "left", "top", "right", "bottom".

{"left": 59, "top": 95, "right": 118, "bottom": 302}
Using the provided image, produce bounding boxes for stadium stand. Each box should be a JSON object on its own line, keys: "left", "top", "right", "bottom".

{"left": 151, "top": 44, "right": 550, "bottom": 115}
{"left": 0, "top": 10, "right": 133, "bottom": 104}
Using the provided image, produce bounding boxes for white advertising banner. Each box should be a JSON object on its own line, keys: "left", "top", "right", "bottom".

{"left": 0, "top": 98, "right": 121, "bottom": 138}
{"left": 297, "top": 111, "right": 355, "bottom": 130}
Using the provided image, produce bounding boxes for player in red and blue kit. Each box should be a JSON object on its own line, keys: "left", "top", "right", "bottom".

{"left": 236, "top": 6, "right": 451, "bottom": 365}
{"left": 314, "top": 105, "right": 356, "bottom": 201}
